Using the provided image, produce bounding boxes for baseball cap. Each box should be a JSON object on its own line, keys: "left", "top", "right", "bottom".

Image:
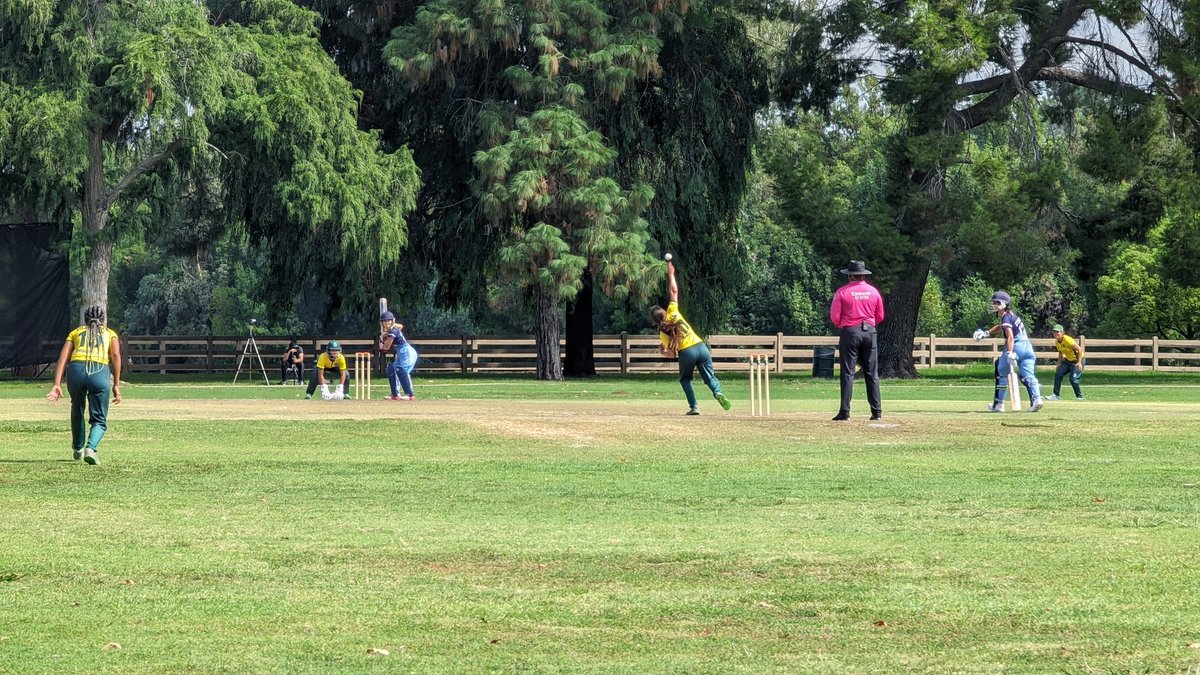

{"left": 1052, "top": 324, "right": 1064, "bottom": 332}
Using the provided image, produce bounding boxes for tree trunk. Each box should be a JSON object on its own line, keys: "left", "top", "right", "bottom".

{"left": 80, "top": 126, "right": 112, "bottom": 317}
{"left": 81, "top": 239, "right": 113, "bottom": 317}
{"left": 564, "top": 270, "right": 596, "bottom": 377}
{"left": 877, "top": 256, "right": 930, "bottom": 379}
{"left": 534, "top": 284, "right": 563, "bottom": 381}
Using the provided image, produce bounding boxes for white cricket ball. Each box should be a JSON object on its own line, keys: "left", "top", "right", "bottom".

{"left": 664, "top": 253, "right": 672, "bottom": 261}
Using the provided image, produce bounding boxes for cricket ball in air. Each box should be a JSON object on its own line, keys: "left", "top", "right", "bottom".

{"left": 664, "top": 253, "right": 672, "bottom": 261}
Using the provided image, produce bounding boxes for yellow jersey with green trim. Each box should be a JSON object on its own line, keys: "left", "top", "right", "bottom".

{"left": 316, "top": 352, "right": 347, "bottom": 370}
{"left": 1054, "top": 334, "right": 1082, "bottom": 363}
{"left": 66, "top": 326, "right": 119, "bottom": 365}
{"left": 658, "top": 301, "right": 704, "bottom": 351}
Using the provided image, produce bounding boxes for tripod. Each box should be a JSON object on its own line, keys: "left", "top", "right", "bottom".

{"left": 232, "top": 321, "right": 272, "bottom": 385}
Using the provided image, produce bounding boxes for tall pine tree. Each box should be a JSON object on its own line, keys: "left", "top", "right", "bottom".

{"left": 386, "top": 0, "right": 689, "bottom": 379}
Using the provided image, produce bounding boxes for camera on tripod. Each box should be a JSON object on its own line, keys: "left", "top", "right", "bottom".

{"left": 234, "top": 318, "right": 270, "bottom": 385}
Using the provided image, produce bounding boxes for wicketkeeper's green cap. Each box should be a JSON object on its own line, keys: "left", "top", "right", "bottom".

{"left": 327, "top": 340, "right": 341, "bottom": 351}
{"left": 1052, "top": 324, "right": 1064, "bottom": 332}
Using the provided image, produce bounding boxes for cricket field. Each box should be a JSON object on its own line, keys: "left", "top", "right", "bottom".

{"left": 1, "top": 369, "right": 1198, "bottom": 672}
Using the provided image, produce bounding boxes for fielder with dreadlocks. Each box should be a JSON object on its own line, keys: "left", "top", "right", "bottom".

{"left": 46, "top": 305, "right": 123, "bottom": 465}
{"left": 649, "top": 256, "right": 731, "bottom": 416}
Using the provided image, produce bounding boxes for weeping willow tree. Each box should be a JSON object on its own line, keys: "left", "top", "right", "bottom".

{"left": 0, "top": 0, "right": 419, "bottom": 318}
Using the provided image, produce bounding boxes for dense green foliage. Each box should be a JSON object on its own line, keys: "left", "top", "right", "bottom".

{"left": 383, "top": 0, "right": 687, "bottom": 378}
{"left": 756, "top": 1, "right": 1200, "bottom": 372}
{"left": 5, "top": 0, "right": 1200, "bottom": 371}
{"left": 595, "top": 5, "right": 769, "bottom": 337}
{"left": 0, "top": 0, "right": 419, "bottom": 324}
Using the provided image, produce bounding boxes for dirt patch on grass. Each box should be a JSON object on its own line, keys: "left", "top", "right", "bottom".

{"left": 4, "top": 395, "right": 885, "bottom": 448}
{"left": 10, "top": 390, "right": 1189, "bottom": 450}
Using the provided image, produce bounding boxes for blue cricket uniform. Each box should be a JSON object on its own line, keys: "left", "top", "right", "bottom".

{"left": 996, "top": 312, "right": 1042, "bottom": 406}
{"left": 383, "top": 326, "right": 418, "bottom": 398}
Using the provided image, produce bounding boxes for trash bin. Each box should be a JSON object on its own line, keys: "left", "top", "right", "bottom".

{"left": 812, "top": 346, "right": 835, "bottom": 378}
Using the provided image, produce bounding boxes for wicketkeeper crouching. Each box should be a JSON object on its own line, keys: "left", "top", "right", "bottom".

{"left": 305, "top": 340, "right": 351, "bottom": 400}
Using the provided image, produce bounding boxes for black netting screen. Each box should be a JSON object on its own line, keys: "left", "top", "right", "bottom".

{"left": 0, "top": 223, "right": 70, "bottom": 369}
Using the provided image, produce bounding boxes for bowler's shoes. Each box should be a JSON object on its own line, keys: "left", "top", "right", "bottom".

{"left": 686, "top": 407, "right": 700, "bottom": 416}
{"left": 83, "top": 449, "right": 98, "bottom": 465}
{"left": 832, "top": 412, "right": 850, "bottom": 421}
{"left": 986, "top": 402, "right": 1004, "bottom": 412}
{"left": 1076, "top": 396, "right": 1085, "bottom": 400}
{"left": 1027, "top": 398, "right": 1044, "bottom": 413}
{"left": 386, "top": 395, "right": 402, "bottom": 401}
{"left": 870, "top": 412, "right": 882, "bottom": 421}
{"left": 304, "top": 394, "right": 312, "bottom": 400}
{"left": 715, "top": 393, "right": 732, "bottom": 411}
{"left": 72, "top": 448, "right": 84, "bottom": 461}
{"left": 1045, "top": 394, "right": 1059, "bottom": 401}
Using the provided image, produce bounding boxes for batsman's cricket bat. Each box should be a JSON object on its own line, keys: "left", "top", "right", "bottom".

{"left": 379, "top": 297, "right": 388, "bottom": 317}
{"left": 1008, "top": 367, "right": 1022, "bottom": 412}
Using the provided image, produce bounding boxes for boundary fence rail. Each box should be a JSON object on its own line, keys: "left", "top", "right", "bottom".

{"left": 111, "top": 334, "right": 1200, "bottom": 375}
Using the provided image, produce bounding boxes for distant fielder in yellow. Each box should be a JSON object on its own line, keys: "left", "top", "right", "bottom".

{"left": 1048, "top": 324, "right": 1085, "bottom": 400}
{"left": 46, "top": 305, "right": 122, "bottom": 465}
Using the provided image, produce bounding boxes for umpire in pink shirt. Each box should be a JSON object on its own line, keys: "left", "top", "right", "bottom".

{"left": 830, "top": 260, "right": 885, "bottom": 421}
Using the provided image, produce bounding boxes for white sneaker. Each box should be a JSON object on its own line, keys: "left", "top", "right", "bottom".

{"left": 986, "top": 402, "right": 1004, "bottom": 412}
{"left": 1027, "top": 398, "right": 1044, "bottom": 413}
{"left": 1045, "top": 394, "right": 1059, "bottom": 401}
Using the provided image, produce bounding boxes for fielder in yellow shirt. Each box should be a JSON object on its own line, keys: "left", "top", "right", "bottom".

{"left": 46, "top": 305, "right": 122, "bottom": 465}
{"left": 1048, "top": 323, "right": 1085, "bottom": 400}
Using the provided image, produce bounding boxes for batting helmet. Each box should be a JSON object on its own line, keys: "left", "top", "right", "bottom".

{"left": 990, "top": 291, "right": 1012, "bottom": 308}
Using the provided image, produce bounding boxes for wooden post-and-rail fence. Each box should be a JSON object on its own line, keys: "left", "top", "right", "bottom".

{"left": 116, "top": 334, "right": 1200, "bottom": 375}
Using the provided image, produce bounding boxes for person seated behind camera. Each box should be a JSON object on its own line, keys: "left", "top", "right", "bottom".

{"left": 305, "top": 341, "right": 350, "bottom": 400}
{"left": 281, "top": 338, "right": 305, "bottom": 384}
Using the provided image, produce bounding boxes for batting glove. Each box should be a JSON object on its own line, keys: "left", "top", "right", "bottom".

{"left": 972, "top": 328, "right": 987, "bottom": 341}
{"left": 1006, "top": 352, "right": 1017, "bottom": 364}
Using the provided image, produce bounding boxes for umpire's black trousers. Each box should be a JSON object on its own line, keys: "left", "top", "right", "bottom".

{"left": 838, "top": 324, "right": 881, "bottom": 415}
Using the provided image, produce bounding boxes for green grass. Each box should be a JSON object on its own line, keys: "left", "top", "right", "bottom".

{"left": 2, "top": 373, "right": 1199, "bottom": 672}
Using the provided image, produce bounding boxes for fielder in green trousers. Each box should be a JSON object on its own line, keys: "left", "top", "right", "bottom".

{"left": 47, "top": 305, "right": 123, "bottom": 465}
